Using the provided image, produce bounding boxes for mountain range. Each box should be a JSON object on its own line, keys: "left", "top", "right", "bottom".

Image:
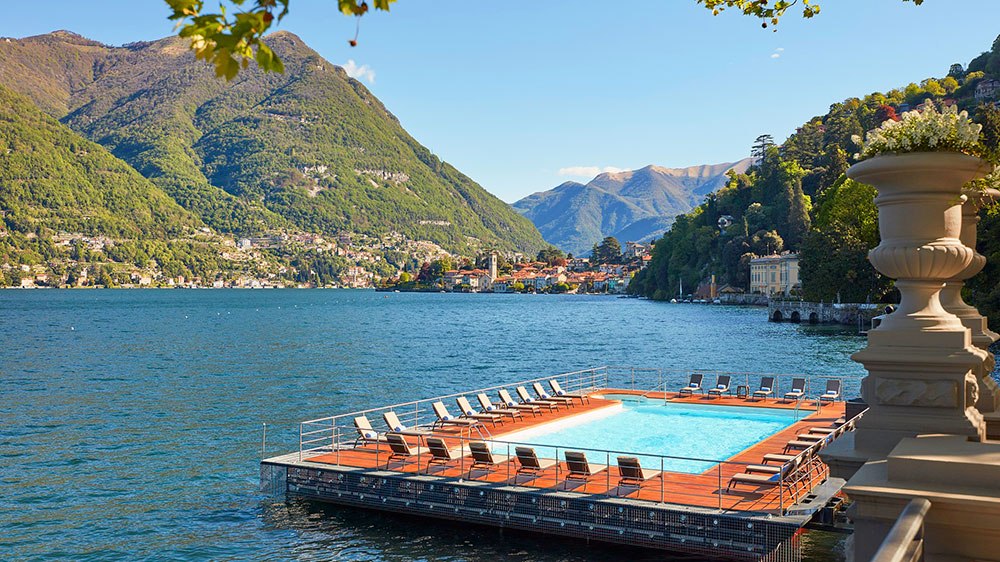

{"left": 0, "top": 30, "right": 546, "bottom": 259}
{"left": 513, "top": 159, "right": 753, "bottom": 256}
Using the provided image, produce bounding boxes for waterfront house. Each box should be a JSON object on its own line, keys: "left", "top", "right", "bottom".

{"left": 624, "top": 241, "right": 652, "bottom": 260}
{"left": 442, "top": 269, "right": 462, "bottom": 290}
{"left": 717, "top": 284, "right": 746, "bottom": 304}
{"left": 749, "top": 252, "right": 800, "bottom": 296}
{"left": 490, "top": 275, "right": 515, "bottom": 293}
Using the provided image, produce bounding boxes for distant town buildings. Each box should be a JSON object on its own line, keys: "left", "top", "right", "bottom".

{"left": 749, "top": 252, "right": 800, "bottom": 296}
{"left": 623, "top": 242, "right": 652, "bottom": 260}
{"left": 975, "top": 78, "right": 1000, "bottom": 101}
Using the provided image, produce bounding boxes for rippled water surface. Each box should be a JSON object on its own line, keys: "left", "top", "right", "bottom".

{"left": 1, "top": 290, "right": 874, "bottom": 561}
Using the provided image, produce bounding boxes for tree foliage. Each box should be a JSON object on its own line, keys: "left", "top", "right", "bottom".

{"left": 591, "top": 237, "right": 622, "bottom": 264}
{"left": 631, "top": 34, "right": 1000, "bottom": 320}
{"left": 166, "top": 0, "right": 395, "bottom": 79}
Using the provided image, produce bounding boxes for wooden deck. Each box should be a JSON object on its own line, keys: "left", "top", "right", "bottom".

{"left": 304, "top": 391, "right": 846, "bottom": 514}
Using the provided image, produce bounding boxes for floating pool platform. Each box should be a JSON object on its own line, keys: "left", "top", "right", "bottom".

{"left": 261, "top": 367, "right": 858, "bottom": 561}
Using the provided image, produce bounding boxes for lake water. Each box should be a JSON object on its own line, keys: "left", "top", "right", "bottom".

{"left": 1, "top": 290, "right": 880, "bottom": 561}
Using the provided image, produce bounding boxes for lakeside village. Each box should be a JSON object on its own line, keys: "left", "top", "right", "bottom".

{"left": 3, "top": 226, "right": 659, "bottom": 293}
{"left": 3, "top": 224, "right": 811, "bottom": 301}
{"left": 381, "top": 240, "right": 653, "bottom": 294}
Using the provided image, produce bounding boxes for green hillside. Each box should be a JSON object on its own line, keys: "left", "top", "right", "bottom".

{"left": 0, "top": 31, "right": 545, "bottom": 256}
{"left": 631, "top": 33, "right": 1000, "bottom": 325}
{"left": 0, "top": 86, "right": 201, "bottom": 237}
{"left": 0, "top": 85, "right": 230, "bottom": 283}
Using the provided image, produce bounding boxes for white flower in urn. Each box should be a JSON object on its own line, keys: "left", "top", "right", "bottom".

{"left": 852, "top": 99, "right": 1000, "bottom": 192}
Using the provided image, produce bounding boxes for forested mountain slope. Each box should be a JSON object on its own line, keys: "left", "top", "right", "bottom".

{"left": 631, "top": 34, "right": 1000, "bottom": 326}
{"left": 0, "top": 31, "right": 546, "bottom": 256}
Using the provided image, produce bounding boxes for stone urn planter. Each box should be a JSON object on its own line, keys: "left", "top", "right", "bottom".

{"left": 849, "top": 152, "right": 991, "bottom": 333}
{"left": 844, "top": 151, "right": 992, "bottom": 454}
{"left": 941, "top": 186, "right": 1000, "bottom": 413}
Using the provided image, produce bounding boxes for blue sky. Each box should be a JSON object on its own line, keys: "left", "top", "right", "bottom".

{"left": 5, "top": 1, "right": 1000, "bottom": 202}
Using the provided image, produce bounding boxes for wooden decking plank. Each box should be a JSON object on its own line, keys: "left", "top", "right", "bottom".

{"left": 303, "top": 391, "right": 847, "bottom": 513}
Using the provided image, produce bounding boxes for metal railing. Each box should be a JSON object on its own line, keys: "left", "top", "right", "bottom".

{"left": 299, "top": 367, "right": 609, "bottom": 461}
{"left": 316, "top": 427, "right": 828, "bottom": 515}
{"left": 872, "top": 498, "right": 931, "bottom": 562}
{"left": 605, "top": 366, "right": 850, "bottom": 413}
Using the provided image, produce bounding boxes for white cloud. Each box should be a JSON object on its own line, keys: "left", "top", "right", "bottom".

{"left": 558, "top": 166, "right": 627, "bottom": 178}
{"left": 770, "top": 47, "right": 784, "bottom": 59}
{"left": 776, "top": 47, "right": 785, "bottom": 52}
{"left": 771, "top": 53, "right": 781, "bottom": 59}
{"left": 342, "top": 59, "right": 376, "bottom": 84}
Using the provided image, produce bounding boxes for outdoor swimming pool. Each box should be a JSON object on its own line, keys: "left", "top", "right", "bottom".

{"left": 494, "top": 397, "right": 800, "bottom": 473}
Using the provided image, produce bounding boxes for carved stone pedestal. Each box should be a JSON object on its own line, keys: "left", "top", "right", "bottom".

{"left": 940, "top": 188, "right": 1000, "bottom": 414}
{"left": 822, "top": 153, "right": 991, "bottom": 473}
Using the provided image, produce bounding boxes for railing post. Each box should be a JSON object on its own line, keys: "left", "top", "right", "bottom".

{"left": 779, "top": 473, "right": 784, "bottom": 514}
{"left": 261, "top": 422, "right": 267, "bottom": 461}
{"left": 717, "top": 463, "right": 723, "bottom": 512}
{"left": 298, "top": 423, "right": 303, "bottom": 462}
{"left": 606, "top": 451, "right": 611, "bottom": 496}
{"left": 506, "top": 442, "right": 511, "bottom": 482}
{"left": 660, "top": 457, "right": 664, "bottom": 503}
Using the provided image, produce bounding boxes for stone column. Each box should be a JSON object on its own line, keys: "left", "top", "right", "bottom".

{"left": 835, "top": 153, "right": 991, "bottom": 466}
{"left": 940, "top": 187, "right": 1000, "bottom": 414}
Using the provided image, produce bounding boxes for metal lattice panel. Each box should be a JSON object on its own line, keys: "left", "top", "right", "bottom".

{"left": 277, "top": 464, "right": 802, "bottom": 561}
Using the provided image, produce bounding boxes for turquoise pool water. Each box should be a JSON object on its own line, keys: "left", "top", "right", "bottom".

{"left": 496, "top": 397, "right": 799, "bottom": 473}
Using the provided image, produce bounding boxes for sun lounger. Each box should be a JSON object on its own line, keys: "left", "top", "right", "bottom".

{"left": 783, "top": 378, "right": 807, "bottom": 402}
{"left": 616, "top": 456, "right": 661, "bottom": 492}
{"left": 532, "top": 382, "right": 575, "bottom": 406}
{"left": 783, "top": 435, "right": 830, "bottom": 453}
{"left": 476, "top": 393, "right": 523, "bottom": 421}
{"left": 456, "top": 396, "right": 503, "bottom": 426}
{"left": 515, "top": 386, "right": 560, "bottom": 411}
{"left": 727, "top": 457, "right": 800, "bottom": 491}
{"left": 708, "top": 375, "right": 732, "bottom": 398}
{"left": 382, "top": 411, "right": 432, "bottom": 437}
{"left": 563, "top": 450, "right": 607, "bottom": 491}
{"left": 353, "top": 415, "right": 387, "bottom": 446}
{"left": 498, "top": 389, "right": 545, "bottom": 415}
{"left": 468, "top": 441, "right": 511, "bottom": 477}
{"left": 820, "top": 379, "right": 842, "bottom": 402}
{"left": 678, "top": 373, "right": 704, "bottom": 396}
{"left": 549, "top": 380, "right": 590, "bottom": 404}
{"left": 424, "top": 436, "right": 459, "bottom": 471}
{"left": 515, "top": 446, "right": 557, "bottom": 477}
{"left": 795, "top": 433, "right": 824, "bottom": 442}
{"left": 744, "top": 463, "right": 782, "bottom": 474}
{"left": 809, "top": 427, "right": 836, "bottom": 435}
{"left": 385, "top": 433, "right": 429, "bottom": 468}
{"left": 761, "top": 453, "right": 796, "bottom": 465}
{"left": 432, "top": 401, "right": 481, "bottom": 431}
{"left": 752, "top": 376, "right": 775, "bottom": 401}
